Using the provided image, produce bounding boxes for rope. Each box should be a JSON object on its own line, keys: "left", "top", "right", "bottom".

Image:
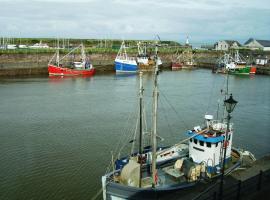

{"left": 159, "top": 95, "right": 175, "bottom": 137}
{"left": 159, "top": 89, "right": 190, "bottom": 130}
{"left": 156, "top": 130, "right": 204, "bottom": 155}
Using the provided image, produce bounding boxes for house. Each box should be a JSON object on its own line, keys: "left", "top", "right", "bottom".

{"left": 244, "top": 38, "right": 270, "bottom": 51}
{"left": 215, "top": 40, "right": 241, "bottom": 51}
{"left": 256, "top": 56, "right": 268, "bottom": 66}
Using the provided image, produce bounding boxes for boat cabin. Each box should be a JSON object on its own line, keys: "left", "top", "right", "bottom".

{"left": 188, "top": 115, "right": 233, "bottom": 174}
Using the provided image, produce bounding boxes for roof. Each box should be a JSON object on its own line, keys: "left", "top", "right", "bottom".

{"left": 256, "top": 40, "right": 270, "bottom": 47}
{"left": 224, "top": 40, "right": 241, "bottom": 46}
{"left": 244, "top": 38, "right": 270, "bottom": 47}
{"left": 187, "top": 131, "right": 225, "bottom": 143}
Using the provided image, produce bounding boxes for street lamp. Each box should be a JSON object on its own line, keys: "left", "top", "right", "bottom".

{"left": 219, "top": 94, "right": 238, "bottom": 200}
{"left": 224, "top": 94, "right": 238, "bottom": 114}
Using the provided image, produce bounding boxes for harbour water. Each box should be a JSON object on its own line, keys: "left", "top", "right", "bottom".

{"left": 0, "top": 69, "right": 269, "bottom": 199}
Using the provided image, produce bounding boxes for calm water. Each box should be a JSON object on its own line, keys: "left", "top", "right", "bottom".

{"left": 0, "top": 69, "right": 269, "bottom": 199}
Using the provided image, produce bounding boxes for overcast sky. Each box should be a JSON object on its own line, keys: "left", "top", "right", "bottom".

{"left": 0, "top": 0, "right": 269, "bottom": 45}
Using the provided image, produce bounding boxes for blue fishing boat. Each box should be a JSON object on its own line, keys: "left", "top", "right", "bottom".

{"left": 115, "top": 41, "right": 138, "bottom": 73}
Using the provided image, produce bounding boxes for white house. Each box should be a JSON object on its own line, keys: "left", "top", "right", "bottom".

{"left": 256, "top": 56, "right": 268, "bottom": 65}
{"left": 244, "top": 38, "right": 270, "bottom": 51}
{"left": 215, "top": 40, "right": 241, "bottom": 51}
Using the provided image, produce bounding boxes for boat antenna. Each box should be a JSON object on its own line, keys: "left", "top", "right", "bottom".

{"left": 151, "top": 41, "right": 159, "bottom": 188}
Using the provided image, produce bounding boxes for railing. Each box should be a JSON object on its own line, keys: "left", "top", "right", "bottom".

{"left": 194, "top": 169, "right": 270, "bottom": 200}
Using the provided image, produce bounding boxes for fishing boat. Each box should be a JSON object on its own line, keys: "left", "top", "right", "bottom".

{"left": 227, "top": 51, "right": 256, "bottom": 75}
{"left": 214, "top": 53, "right": 233, "bottom": 74}
{"left": 48, "top": 44, "right": 95, "bottom": 76}
{"left": 101, "top": 45, "right": 254, "bottom": 199}
{"left": 182, "top": 49, "right": 197, "bottom": 69}
{"left": 136, "top": 42, "right": 155, "bottom": 71}
{"left": 172, "top": 49, "right": 196, "bottom": 70}
{"left": 115, "top": 41, "right": 138, "bottom": 73}
{"left": 215, "top": 51, "right": 256, "bottom": 75}
{"left": 171, "top": 50, "right": 182, "bottom": 70}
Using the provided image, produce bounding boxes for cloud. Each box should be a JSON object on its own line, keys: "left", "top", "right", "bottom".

{"left": 0, "top": 0, "right": 269, "bottom": 44}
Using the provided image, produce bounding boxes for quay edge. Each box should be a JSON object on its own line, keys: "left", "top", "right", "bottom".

{"left": 0, "top": 52, "right": 270, "bottom": 76}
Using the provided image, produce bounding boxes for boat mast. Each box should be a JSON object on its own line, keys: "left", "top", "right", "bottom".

{"left": 151, "top": 43, "right": 159, "bottom": 188}
{"left": 81, "top": 43, "right": 86, "bottom": 63}
{"left": 56, "top": 38, "right": 60, "bottom": 67}
{"left": 139, "top": 71, "right": 143, "bottom": 188}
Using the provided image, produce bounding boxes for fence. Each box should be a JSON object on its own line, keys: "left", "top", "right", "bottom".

{"left": 194, "top": 169, "right": 270, "bottom": 200}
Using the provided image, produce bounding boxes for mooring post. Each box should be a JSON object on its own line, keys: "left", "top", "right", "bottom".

{"left": 257, "top": 170, "right": 263, "bottom": 191}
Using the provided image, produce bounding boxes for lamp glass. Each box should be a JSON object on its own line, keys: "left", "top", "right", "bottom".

{"left": 224, "top": 94, "right": 238, "bottom": 113}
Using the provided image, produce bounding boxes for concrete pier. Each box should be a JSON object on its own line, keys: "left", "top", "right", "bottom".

{"left": 169, "top": 155, "right": 270, "bottom": 200}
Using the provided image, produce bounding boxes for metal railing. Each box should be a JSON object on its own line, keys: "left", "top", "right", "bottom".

{"left": 194, "top": 169, "right": 270, "bottom": 200}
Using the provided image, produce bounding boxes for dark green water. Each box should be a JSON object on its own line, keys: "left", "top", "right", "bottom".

{"left": 0, "top": 69, "right": 269, "bottom": 199}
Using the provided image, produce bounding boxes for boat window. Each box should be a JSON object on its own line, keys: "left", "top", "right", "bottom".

{"left": 206, "top": 142, "right": 211, "bottom": 148}
{"left": 199, "top": 141, "right": 204, "bottom": 146}
{"left": 228, "top": 134, "right": 231, "bottom": 140}
{"left": 216, "top": 142, "right": 218, "bottom": 147}
{"left": 194, "top": 139, "right": 197, "bottom": 144}
{"left": 190, "top": 138, "right": 193, "bottom": 142}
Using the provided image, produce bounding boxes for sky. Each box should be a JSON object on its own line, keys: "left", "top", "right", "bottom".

{"left": 0, "top": 0, "right": 270, "bottom": 45}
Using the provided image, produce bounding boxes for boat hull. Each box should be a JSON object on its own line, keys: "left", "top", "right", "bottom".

{"left": 171, "top": 62, "right": 182, "bottom": 70}
{"left": 115, "top": 61, "right": 138, "bottom": 73}
{"left": 102, "top": 148, "right": 242, "bottom": 200}
{"left": 48, "top": 65, "right": 95, "bottom": 76}
{"left": 228, "top": 65, "right": 256, "bottom": 75}
{"left": 104, "top": 181, "right": 195, "bottom": 200}
{"left": 182, "top": 65, "right": 197, "bottom": 69}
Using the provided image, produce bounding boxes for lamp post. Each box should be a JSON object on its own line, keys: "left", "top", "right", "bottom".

{"left": 219, "top": 94, "right": 238, "bottom": 200}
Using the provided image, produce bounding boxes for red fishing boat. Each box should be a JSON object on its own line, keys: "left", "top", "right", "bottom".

{"left": 48, "top": 44, "right": 95, "bottom": 76}
{"left": 171, "top": 50, "right": 183, "bottom": 70}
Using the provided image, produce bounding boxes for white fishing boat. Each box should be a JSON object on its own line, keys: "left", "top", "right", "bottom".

{"left": 101, "top": 45, "right": 255, "bottom": 199}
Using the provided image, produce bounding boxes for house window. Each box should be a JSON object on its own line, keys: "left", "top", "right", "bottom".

{"left": 199, "top": 141, "right": 204, "bottom": 146}
{"left": 194, "top": 139, "right": 197, "bottom": 144}
{"left": 206, "top": 142, "right": 211, "bottom": 148}
{"left": 228, "top": 134, "right": 231, "bottom": 140}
